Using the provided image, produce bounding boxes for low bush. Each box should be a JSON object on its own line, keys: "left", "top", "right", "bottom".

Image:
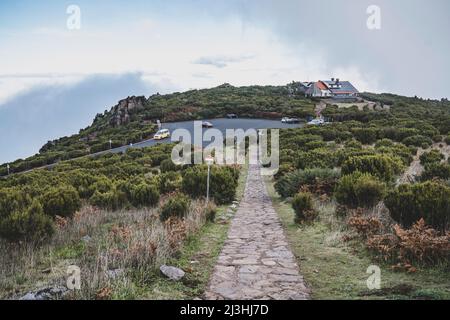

{"left": 0, "top": 188, "right": 32, "bottom": 219}
{"left": 402, "top": 135, "right": 433, "bottom": 147}
{"left": 445, "top": 135, "right": 450, "bottom": 144}
{"left": 89, "top": 189, "right": 128, "bottom": 211}
{"left": 352, "top": 128, "right": 378, "bottom": 145}
{"left": 0, "top": 200, "right": 54, "bottom": 242}
{"left": 292, "top": 192, "right": 317, "bottom": 224}
{"left": 160, "top": 159, "right": 180, "bottom": 173}
{"left": 366, "top": 219, "right": 450, "bottom": 266}
{"left": 158, "top": 172, "right": 182, "bottom": 194}
{"left": 420, "top": 163, "right": 450, "bottom": 181}
{"left": 420, "top": 149, "right": 444, "bottom": 166}
{"left": 335, "top": 172, "right": 386, "bottom": 208}
{"left": 130, "top": 183, "right": 160, "bottom": 207}
{"left": 296, "top": 148, "right": 337, "bottom": 169}
{"left": 432, "top": 135, "right": 443, "bottom": 143}
{"left": 341, "top": 154, "right": 403, "bottom": 182}
{"left": 375, "top": 138, "right": 395, "bottom": 148}
{"left": 345, "top": 139, "right": 363, "bottom": 149}
{"left": 385, "top": 181, "right": 450, "bottom": 231}
{"left": 274, "top": 168, "right": 341, "bottom": 198}
{"left": 160, "top": 193, "right": 191, "bottom": 222}
{"left": 348, "top": 214, "right": 383, "bottom": 239}
{"left": 87, "top": 176, "right": 114, "bottom": 196}
{"left": 182, "top": 165, "right": 239, "bottom": 204}
{"left": 41, "top": 185, "right": 81, "bottom": 217}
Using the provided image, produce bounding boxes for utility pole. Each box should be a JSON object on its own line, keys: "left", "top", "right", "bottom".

{"left": 205, "top": 156, "right": 214, "bottom": 203}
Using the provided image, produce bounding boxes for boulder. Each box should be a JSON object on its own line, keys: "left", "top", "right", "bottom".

{"left": 20, "top": 286, "right": 68, "bottom": 300}
{"left": 160, "top": 265, "right": 185, "bottom": 281}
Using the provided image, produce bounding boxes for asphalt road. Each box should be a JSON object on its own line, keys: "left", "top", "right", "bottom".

{"left": 7, "top": 118, "right": 303, "bottom": 175}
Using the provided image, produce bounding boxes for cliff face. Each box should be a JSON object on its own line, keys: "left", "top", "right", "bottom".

{"left": 109, "top": 96, "right": 146, "bottom": 127}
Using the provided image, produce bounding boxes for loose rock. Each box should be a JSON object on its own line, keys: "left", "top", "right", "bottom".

{"left": 20, "top": 286, "right": 68, "bottom": 300}
{"left": 160, "top": 265, "right": 185, "bottom": 281}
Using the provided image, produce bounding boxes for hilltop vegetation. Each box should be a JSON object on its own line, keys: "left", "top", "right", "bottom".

{"left": 0, "top": 83, "right": 315, "bottom": 176}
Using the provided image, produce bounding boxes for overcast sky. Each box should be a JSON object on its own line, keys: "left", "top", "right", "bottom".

{"left": 0, "top": 0, "right": 449, "bottom": 163}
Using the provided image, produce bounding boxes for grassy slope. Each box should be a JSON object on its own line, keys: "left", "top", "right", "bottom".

{"left": 133, "top": 162, "right": 249, "bottom": 300}
{"left": 264, "top": 176, "right": 450, "bottom": 300}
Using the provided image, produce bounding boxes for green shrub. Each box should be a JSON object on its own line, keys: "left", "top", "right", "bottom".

{"left": 181, "top": 166, "right": 207, "bottom": 199}
{"left": 274, "top": 163, "right": 295, "bottom": 180}
{"left": 335, "top": 172, "right": 386, "bottom": 208}
{"left": 274, "top": 168, "right": 341, "bottom": 198}
{"left": 0, "top": 200, "right": 54, "bottom": 242}
{"left": 160, "top": 159, "right": 180, "bottom": 173}
{"left": 292, "top": 192, "right": 317, "bottom": 223}
{"left": 0, "top": 188, "right": 32, "bottom": 219}
{"left": 41, "top": 185, "right": 81, "bottom": 217}
{"left": 158, "top": 172, "right": 182, "bottom": 194}
{"left": 352, "top": 128, "right": 378, "bottom": 145}
{"left": 65, "top": 170, "right": 98, "bottom": 198}
{"left": 160, "top": 194, "right": 191, "bottom": 222}
{"left": 89, "top": 190, "right": 125, "bottom": 210}
{"left": 341, "top": 154, "right": 403, "bottom": 182}
{"left": 130, "top": 183, "right": 160, "bottom": 207}
{"left": 88, "top": 176, "right": 114, "bottom": 196}
{"left": 296, "top": 149, "right": 337, "bottom": 169}
{"left": 304, "top": 140, "right": 326, "bottom": 151}
{"left": 182, "top": 165, "right": 239, "bottom": 204}
{"left": 402, "top": 135, "right": 433, "bottom": 147}
{"left": 421, "top": 163, "right": 450, "bottom": 181}
{"left": 345, "top": 139, "right": 363, "bottom": 149}
{"left": 385, "top": 181, "right": 450, "bottom": 231}
{"left": 396, "top": 128, "right": 421, "bottom": 141}
{"left": 445, "top": 135, "right": 450, "bottom": 144}
{"left": 375, "top": 138, "right": 394, "bottom": 148}
{"left": 420, "top": 149, "right": 444, "bottom": 166}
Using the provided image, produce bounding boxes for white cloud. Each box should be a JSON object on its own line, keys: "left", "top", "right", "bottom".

{"left": 0, "top": 14, "right": 382, "bottom": 102}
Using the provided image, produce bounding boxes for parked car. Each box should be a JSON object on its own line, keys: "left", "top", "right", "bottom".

{"left": 307, "top": 118, "right": 325, "bottom": 126}
{"left": 202, "top": 121, "right": 214, "bottom": 128}
{"left": 154, "top": 129, "right": 171, "bottom": 140}
{"left": 281, "top": 117, "right": 300, "bottom": 124}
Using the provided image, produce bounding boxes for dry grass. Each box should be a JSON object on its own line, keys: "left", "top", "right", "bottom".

{"left": 0, "top": 200, "right": 211, "bottom": 299}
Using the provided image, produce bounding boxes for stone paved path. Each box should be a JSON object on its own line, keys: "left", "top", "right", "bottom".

{"left": 205, "top": 164, "right": 310, "bottom": 300}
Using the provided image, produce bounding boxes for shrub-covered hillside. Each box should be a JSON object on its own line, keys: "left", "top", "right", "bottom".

{"left": 0, "top": 83, "right": 316, "bottom": 176}
{"left": 0, "top": 143, "right": 240, "bottom": 242}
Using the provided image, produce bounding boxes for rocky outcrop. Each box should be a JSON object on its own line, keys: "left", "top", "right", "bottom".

{"left": 109, "top": 96, "right": 146, "bottom": 127}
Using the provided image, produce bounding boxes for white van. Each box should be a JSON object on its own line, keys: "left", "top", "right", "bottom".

{"left": 154, "top": 129, "right": 170, "bottom": 140}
